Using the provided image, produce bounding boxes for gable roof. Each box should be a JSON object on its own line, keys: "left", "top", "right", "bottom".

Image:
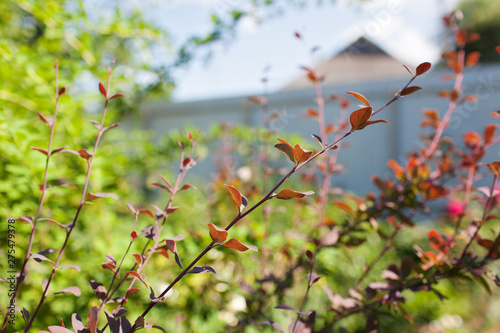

{"left": 281, "top": 17, "right": 442, "bottom": 91}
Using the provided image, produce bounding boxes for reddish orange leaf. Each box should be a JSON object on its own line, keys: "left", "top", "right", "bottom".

{"left": 124, "top": 271, "right": 148, "bottom": 287}
{"left": 428, "top": 230, "right": 447, "bottom": 254}
{"left": 422, "top": 183, "right": 448, "bottom": 200}
{"left": 491, "top": 111, "right": 500, "bottom": 118}
{"left": 180, "top": 184, "right": 196, "bottom": 191}
{"left": 456, "top": 30, "right": 467, "bottom": 47}
{"left": 349, "top": 106, "right": 372, "bottom": 132}
{"left": 125, "top": 288, "right": 141, "bottom": 298}
{"left": 275, "top": 138, "right": 296, "bottom": 163}
{"left": 302, "top": 108, "right": 318, "bottom": 118}
{"left": 99, "top": 82, "right": 107, "bottom": 98}
{"left": 325, "top": 124, "right": 335, "bottom": 134}
{"left": 166, "top": 206, "right": 180, "bottom": 214}
{"left": 468, "top": 33, "right": 480, "bottom": 43}
{"left": 152, "top": 183, "right": 171, "bottom": 192}
{"left": 110, "top": 93, "right": 124, "bottom": 100}
{"left": 222, "top": 238, "right": 258, "bottom": 252}
{"left": 293, "top": 144, "right": 313, "bottom": 164}
{"left": 208, "top": 223, "right": 228, "bottom": 243}
{"left": 416, "top": 62, "right": 431, "bottom": 76}
{"left": 331, "top": 200, "right": 352, "bottom": 213}
{"left": 357, "top": 119, "right": 389, "bottom": 130}
{"left": 496, "top": 46, "right": 500, "bottom": 53}
{"left": 275, "top": 189, "right": 314, "bottom": 200}
{"left": 400, "top": 86, "right": 422, "bottom": 96}
{"left": 88, "top": 306, "right": 99, "bottom": 333}
{"left": 131, "top": 254, "right": 144, "bottom": 266}
{"left": 462, "top": 95, "right": 478, "bottom": 103}
{"left": 86, "top": 192, "right": 118, "bottom": 201}
{"left": 138, "top": 209, "right": 155, "bottom": 219}
{"left": 387, "top": 160, "right": 405, "bottom": 179}
{"left": 248, "top": 96, "right": 266, "bottom": 106}
{"left": 346, "top": 91, "right": 370, "bottom": 106}
{"left": 483, "top": 124, "right": 497, "bottom": 144}
{"left": 30, "top": 146, "right": 48, "bottom": 155}
{"left": 466, "top": 52, "right": 480, "bottom": 67}
{"left": 101, "top": 262, "right": 116, "bottom": 271}
{"left": 37, "top": 112, "right": 53, "bottom": 126}
{"left": 225, "top": 184, "right": 247, "bottom": 212}
{"left": 488, "top": 162, "right": 500, "bottom": 175}
{"left": 463, "top": 131, "right": 482, "bottom": 148}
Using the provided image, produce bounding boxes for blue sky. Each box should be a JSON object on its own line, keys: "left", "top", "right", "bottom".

{"left": 149, "top": 0, "right": 461, "bottom": 101}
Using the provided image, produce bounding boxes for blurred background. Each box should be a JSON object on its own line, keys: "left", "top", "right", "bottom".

{"left": 1, "top": 0, "right": 500, "bottom": 332}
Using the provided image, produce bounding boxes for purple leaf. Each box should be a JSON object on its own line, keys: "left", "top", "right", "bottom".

{"left": 306, "top": 272, "right": 321, "bottom": 286}
{"left": 288, "top": 320, "right": 305, "bottom": 333}
{"left": 261, "top": 321, "right": 285, "bottom": 332}
{"left": 53, "top": 286, "right": 81, "bottom": 297}
{"left": 21, "top": 308, "right": 30, "bottom": 324}
{"left": 71, "top": 313, "right": 84, "bottom": 331}
{"left": 58, "top": 264, "right": 81, "bottom": 272}
{"left": 30, "top": 253, "right": 54, "bottom": 265}
{"left": 187, "top": 266, "right": 216, "bottom": 274}
{"left": 89, "top": 280, "right": 107, "bottom": 300}
{"left": 275, "top": 304, "right": 298, "bottom": 312}
{"left": 48, "top": 326, "right": 74, "bottom": 333}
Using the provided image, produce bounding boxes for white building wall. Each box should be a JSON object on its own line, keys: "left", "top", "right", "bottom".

{"left": 142, "top": 64, "right": 500, "bottom": 194}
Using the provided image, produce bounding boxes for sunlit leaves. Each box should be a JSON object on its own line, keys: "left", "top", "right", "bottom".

{"left": 275, "top": 139, "right": 296, "bottom": 163}
{"left": 124, "top": 271, "right": 148, "bottom": 287}
{"left": 208, "top": 223, "right": 228, "bottom": 243}
{"left": 274, "top": 189, "right": 314, "bottom": 200}
{"left": 346, "top": 91, "right": 370, "bottom": 107}
{"left": 125, "top": 288, "right": 142, "bottom": 298}
{"left": 222, "top": 238, "right": 258, "bottom": 252}
{"left": 356, "top": 119, "right": 389, "bottom": 130}
{"left": 293, "top": 144, "right": 313, "bottom": 164}
{"left": 225, "top": 184, "right": 247, "bottom": 213}
{"left": 156, "top": 237, "right": 184, "bottom": 270}
{"left": 349, "top": 106, "right": 373, "bottom": 133}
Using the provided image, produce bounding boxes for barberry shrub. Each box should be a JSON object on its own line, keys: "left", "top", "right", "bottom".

{"left": 1, "top": 11, "right": 499, "bottom": 333}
